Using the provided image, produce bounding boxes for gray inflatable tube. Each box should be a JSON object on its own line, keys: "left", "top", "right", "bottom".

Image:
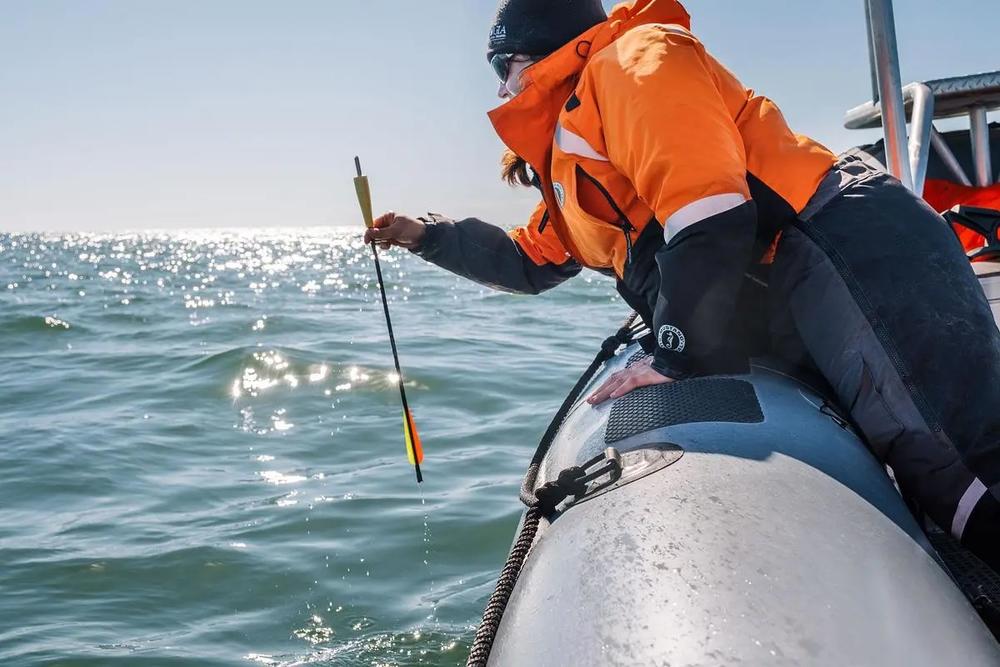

{"left": 487, "top": 346, "right": 1000, "bottom": 666}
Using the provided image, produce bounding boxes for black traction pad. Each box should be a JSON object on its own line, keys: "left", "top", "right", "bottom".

{"left": 605, "top": 377, "right": 764, "bottom": 443}
{"left": 927, "top": 526, "right": 1000, "bottom": 605}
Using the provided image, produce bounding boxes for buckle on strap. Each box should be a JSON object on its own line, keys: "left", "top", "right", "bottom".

{"left": 533, "top": 448, "right": 622, "bottom": 513}
{"left": 944, "top": 206, "right": 1000, "bottom": 261}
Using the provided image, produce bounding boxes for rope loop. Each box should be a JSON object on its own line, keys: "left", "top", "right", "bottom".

{"left": 533, "top": 466, "right": 586, "bottom": 512}
{"left": 600, "top": 335, "right": 622, "bottom": 356}
{"left": 600, "top": 322, "right": 636, "bottom": 357}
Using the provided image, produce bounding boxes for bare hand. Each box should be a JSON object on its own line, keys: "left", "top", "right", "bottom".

{"left": 586, "top": 356, "right": 673, "bottom": 405}
{"left": 363, "top": 211, "right": 427, "bottom": 250}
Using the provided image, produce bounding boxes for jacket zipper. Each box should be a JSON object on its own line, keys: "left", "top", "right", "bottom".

{"left": 538, "top": 209, "right": 550, "bottom": 233}
{"left": 545, "top": 208, "right": 634, "bottom": 260}
{"left": 622, "top": 222, "right": 634, "bottom": 265}
{"left": 575, "top": 166, "right": 635, "bottom": 266}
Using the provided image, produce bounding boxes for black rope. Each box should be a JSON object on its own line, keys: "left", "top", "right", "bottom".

{"left": 465, "top": 505, "right": 541, "bottom": 667}
{"left": 465, "top": 312, "right": 639, "bottom": 667}
{"left": 532, "top": 449, "right": 623, "bottom": 514}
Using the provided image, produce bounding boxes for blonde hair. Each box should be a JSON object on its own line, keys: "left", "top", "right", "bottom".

{"left": 501, "top": 149, "right": 533, "bottom": 187}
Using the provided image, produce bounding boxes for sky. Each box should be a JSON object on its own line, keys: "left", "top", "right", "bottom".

{"left": 1, "top": 0, "right": 998, "bottom": 233}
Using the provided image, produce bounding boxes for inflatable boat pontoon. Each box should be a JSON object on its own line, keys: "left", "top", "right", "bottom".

{"left": 473, "top": 325, "right": 1000, "bottom": 666}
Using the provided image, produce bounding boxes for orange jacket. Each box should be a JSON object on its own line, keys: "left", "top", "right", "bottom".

{"left": 417, "top": 0, "right": 839, "bottom": 377}
{"left": 495, "top": 0, "right": 836, "bottom": 277}
{"left": 480, "top": 0, "right": 837, "bottom": 377}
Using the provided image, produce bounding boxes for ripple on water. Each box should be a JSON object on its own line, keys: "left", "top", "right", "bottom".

{"left": 0, "top": 229, "right": 620, "bottom": 665}
{"left": 2, "top": 314, "right": 80, "bottom": 335}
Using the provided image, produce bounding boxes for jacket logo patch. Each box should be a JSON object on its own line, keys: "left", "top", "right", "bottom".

{"left": 553, "top": 182, "right": 566, "bottom": 208}
{"left": 658, "top": 325, "right": 686, "bottom": 353}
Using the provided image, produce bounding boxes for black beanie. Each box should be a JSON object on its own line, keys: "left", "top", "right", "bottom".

{"left": 487, "top": 0, "right": 608, "bottom": 60}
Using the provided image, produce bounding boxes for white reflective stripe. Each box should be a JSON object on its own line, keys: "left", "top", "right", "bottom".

{"left": 660, "top": 23, "right": 693, "bottom": 38}
{"left": 951, "top": 477, "right": 989, "bottom": 540}
{"left": 664, "top": 193, "right": 747, "bottom": 241}
{"left": 555, "top": 124, "right": 608, "bottom": 162}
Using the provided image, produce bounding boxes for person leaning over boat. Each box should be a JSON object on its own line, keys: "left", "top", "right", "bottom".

{"left": 364, "top": 0, "right": 1000, "bottom": 569}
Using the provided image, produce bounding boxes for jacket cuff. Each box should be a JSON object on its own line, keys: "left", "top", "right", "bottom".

{"left": 651, "top": 348, "right": 692, "bottom": 380}
{"left": 409, "top": 220, "right": 448, "bottom": 258}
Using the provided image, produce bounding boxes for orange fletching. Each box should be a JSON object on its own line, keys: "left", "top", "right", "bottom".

{"left": 403, "top": 408, "right": 424, "bottom": 465}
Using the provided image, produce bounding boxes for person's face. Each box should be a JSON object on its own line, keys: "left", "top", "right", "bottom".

{"left": 491, "top": 54, "right": 537, "bottom": 100}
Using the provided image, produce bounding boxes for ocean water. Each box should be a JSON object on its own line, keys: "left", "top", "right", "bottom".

{"left": 0, "top": 230, "right": 623, "bottom": 666}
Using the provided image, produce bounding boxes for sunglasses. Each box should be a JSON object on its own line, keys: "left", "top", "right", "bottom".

{"left": 490, "top": 53, "right": 516, "bottom": 83}
{"left": 490, "top": 53, "right": 535, "bottom": 86}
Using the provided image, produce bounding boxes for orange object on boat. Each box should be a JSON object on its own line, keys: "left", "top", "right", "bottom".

{"left": 923, "top": 178, "right": 1000, "bottom": 256}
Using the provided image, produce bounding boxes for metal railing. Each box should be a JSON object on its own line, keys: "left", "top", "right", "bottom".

{"left": 862, "top": 0, "right": 996, "bottom": 193}
{"left": 865, "top": 0, "right": 912, "bottom": 191}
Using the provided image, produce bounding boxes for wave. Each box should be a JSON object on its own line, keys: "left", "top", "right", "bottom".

{"left": 0, "top": 314, "right": 85, "bottom": 335}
